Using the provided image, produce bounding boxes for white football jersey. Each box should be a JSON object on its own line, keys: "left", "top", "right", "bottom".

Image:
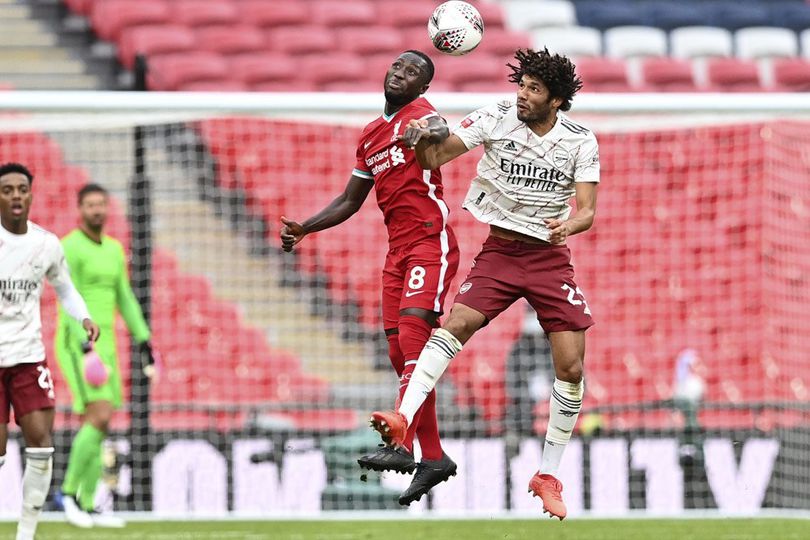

{"left": 0, "top": 222, "right": 75, "bottom": 367}
{"left": 452, "top": 100, "right": 600, "bottom": 241}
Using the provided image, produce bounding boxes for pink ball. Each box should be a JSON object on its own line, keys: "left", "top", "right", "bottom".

{"left": 84, "top": 350, "right": 109, "bottom": 387}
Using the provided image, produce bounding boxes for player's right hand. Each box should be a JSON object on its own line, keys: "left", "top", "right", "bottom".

{"left": 82, "top": 318, "right": 101, "bottom": 342}
{"left": 280, "top": 216, "right": 306, "bottom": 252}
{"left": 399, "top": 119, "right": 431, "bottom": 148}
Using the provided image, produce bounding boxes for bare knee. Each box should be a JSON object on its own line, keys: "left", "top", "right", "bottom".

{"left": 85, "top": 402, "right": 113, "bottom": 434}
{"left": 555, "top": 360, "right": 583, "bottom": 384}
{"left": 443, "top": 305, "right": 486, "bottom": 344}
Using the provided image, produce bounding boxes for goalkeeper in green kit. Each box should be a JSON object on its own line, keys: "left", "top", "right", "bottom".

{"left": 55, "top": 184, "right": 159, "bottom": 529}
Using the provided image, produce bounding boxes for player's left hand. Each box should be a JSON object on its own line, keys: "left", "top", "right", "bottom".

{"left": 545, "top": 219, "right": 570, "bottom": 244}
{"left": 140, "top": 340, "right": 162, "bottom": 380}
{"left": 399, "top": 119, "right": 431, "bottom": 148}
{"left": 82, "top": 318, "right": 101, "bottom": 342}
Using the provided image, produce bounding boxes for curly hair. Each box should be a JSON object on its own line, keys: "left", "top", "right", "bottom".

{"left": 507, "top": 48, "right": 583, "bottom": 112}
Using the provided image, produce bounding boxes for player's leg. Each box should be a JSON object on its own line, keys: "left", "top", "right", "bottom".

{"left": 391, "top": 236, "right": 519, "bottom": 437}
{"left": 524, "top": 243, "right": 593, "bottom": 520}
{"left": 357, "top": 327, "right": 417, "bottom": 474}
{"left": 357, "top": 257, "right": 418, "bottom": 474}
{"left": 11, "top": 360, "right": 57, "bottom": 540}
{"left": 0, "top": 422, "right": 7, "bottom": 471}
{"left": 1, "top": 371, "right": 9, "bottom": 468}
{"left": 58, "top": 334, "right": 118, "bottom": 526}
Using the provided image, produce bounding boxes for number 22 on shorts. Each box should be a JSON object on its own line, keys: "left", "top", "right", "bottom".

{"left": 562, "top": 283, "right": 591, "bottom": 315}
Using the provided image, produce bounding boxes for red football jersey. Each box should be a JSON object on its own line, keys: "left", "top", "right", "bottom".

{"left": 353, "top": 97, "right": 450, "bottom": 248}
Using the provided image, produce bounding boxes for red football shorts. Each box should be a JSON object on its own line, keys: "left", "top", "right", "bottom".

{"left": 454, "top": 236, "right": 594, "bottom": 333}
{"left": 0, "top": 360, "right": 56, "bottom": 425}
{"left": 382, "top": 228, "right": 460, "bottom": 329}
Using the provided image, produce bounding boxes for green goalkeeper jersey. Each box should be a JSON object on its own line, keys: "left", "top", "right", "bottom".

{"left": 57, "top": 229, "right": 150, "bottom": 343}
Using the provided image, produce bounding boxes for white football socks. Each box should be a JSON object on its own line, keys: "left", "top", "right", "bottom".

{"left": 17, "top": 447, "right": 54, "bottom": 540}
{"left": 398, "top": 328, "right": 462, "bottom": 425}
{"left": 540, "top": 378, "right": 583, "bottom": 477}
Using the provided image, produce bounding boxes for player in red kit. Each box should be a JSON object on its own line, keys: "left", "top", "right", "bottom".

{"left": 280, "top": 50, "right": 460, "bottom": 505}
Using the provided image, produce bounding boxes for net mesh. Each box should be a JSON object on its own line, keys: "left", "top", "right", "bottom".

{"left": 0, "top": 102, "right": 807, "bottom": 516}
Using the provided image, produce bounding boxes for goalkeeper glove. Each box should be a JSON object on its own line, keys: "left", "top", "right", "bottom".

{"left": 139, "top": 340, "right": 162, "bottom": 380}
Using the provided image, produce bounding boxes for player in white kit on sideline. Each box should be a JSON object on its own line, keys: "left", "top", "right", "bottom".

{"left": 0, "top": 162, "right": 100, "bottom": 540}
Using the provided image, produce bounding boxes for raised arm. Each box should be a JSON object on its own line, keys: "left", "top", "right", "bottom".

{"left": 400, "top": 117, "right": 470, "bottom": 170}
{"left": 280, "top": 174, "right": 374, "bottom": 252}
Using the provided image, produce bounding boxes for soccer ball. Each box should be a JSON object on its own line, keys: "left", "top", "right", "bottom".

{"left": 428, "top": 1, "right": 484, "bottom": 56}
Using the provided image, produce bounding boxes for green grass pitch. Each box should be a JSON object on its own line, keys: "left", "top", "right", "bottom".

{"left": 1, "top": 518, "right": 808, "bottom": 540}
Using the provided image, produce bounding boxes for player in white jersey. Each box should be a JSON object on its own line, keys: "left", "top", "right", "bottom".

{"left": 369, "top": 49, "right": 598, "bottom": 519}
{"left": 0, "top": 163, "right": 100, "bottom": 540}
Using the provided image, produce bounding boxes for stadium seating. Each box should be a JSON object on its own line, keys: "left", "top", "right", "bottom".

{"left": 0, "top": 126, "right": 326, "bottom": 430}
{"left": 63, "top": 0, "right": 810, "bottom": 93}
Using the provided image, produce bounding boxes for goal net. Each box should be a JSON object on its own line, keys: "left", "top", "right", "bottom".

{"left": 0, "top": 92, "right": 807, "bottom": 517}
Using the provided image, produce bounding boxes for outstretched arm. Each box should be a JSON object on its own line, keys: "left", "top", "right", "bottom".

{"left": 400, "top": 117, "right": 470, "bottom": 170}
{"left": 280, "top": 174, "right": 374, "bottom": 252}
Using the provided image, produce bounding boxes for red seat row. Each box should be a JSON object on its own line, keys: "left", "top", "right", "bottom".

{"left": 578, "top": 56, "right": 810, "bottom": 92}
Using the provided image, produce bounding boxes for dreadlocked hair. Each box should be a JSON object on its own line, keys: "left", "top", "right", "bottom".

{"left": 507, "top": 48, "right": 583, "bottom": 112}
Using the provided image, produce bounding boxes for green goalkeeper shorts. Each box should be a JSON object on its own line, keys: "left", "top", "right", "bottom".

{"left": 55, "top": 325, "right": 123, "bottom": 414}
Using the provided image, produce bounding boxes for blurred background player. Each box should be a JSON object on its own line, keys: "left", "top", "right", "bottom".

{"left": 371, "top": 48, "right": 599, "bottom": 519}
{"left": 55, "top": 183, "right": 159, "bottom": 528}
{"left": 280, "top": 50, "right": 460, "bottom": 505}
{"left": 0, "top": 162, "right": 100, "bottom": 540}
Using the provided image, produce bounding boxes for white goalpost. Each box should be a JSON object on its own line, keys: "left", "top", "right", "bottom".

{"left": 0, "top": 91, "right": 808, "bottom": 518}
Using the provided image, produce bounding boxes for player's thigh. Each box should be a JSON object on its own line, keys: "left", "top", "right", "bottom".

{"left": 0, "top": 422, "right": 7, "bottom": 455}
{"left": 9, "top": 361, "right": 56, "bottom": 433}
{"left": 95, "top": 341, "right": 123, "bottom": 410}
{"left": 18, "top": 408, "right": 54, "bottom": 448}
{"left": 400, "top": 233, "right": 460, "bottom": 316}
{"left": 382, "top": 252, "right": 405, "bottom": 330}
{"left": 84, "top": 400, "right": 115, "bottom": 431}
{"left": 0, "top": 369, "right": 10, "bottom": 443}
{"left": 55, "top": 338, "right": 90, "bottom": 414}
{"left": 524, "top": 245, "right": 594, "bottom": 334}
{"left": 452, "top": 239, "right": 522, "bottom": 324}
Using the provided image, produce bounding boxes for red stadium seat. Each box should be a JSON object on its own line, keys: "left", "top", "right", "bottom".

{"left": 458, "top": 79, "right": 517, "bottom": 93}
{"left": 230, "top": 52, "right": 297, "bottom": 85}
{"left": 311, "top": 1, "right": 377, "bottom": 28}
{"left": 265, "top": 26, "right": 335, "bottom": 56}
{"left": 336, "top": 27, "right": 405, "bottom": 56}
{"left": 641, "top": 57, "right": 698, "bottom": 92}
{"left": 434, "top": 54, "right": 510, "bottom": 88}
{"left": 91, "top": 0, "right": 170, "bottom": 42}
{"left": 376, "top": 1, "right": 441, "bottom": 28}
{"left": 118, "top": 25, "right": 197, "bottom": 69}
{"left": 322, "top": 80, "right": 384, "bottom": 92}
{"left": 297, "top": 54, "right": 367, "bottom": 88}
{"left": 238, "top": 0, "right": 309, "bottom": 28}
{"left": 64, "top": 0, "right": 93, "bottom": 16}
{"left": 772, "top": 58, "right": 810, "bottom": 91}
{"left": 147, "top": 52, "right": 229, "bottom": 91}
{"left": 576, "top": 57, "right": 633, "bottom": 92}
{"left": 171, "top": 0, "right": 239, "bottom": 27}
{"left": 193, "top": 25, "right": 266, "bottom": 56}
{"left": 250, "top": 80, "right": 319, "bottom": 92}
{"left": 475, "top": 28, "right": 529, "bottom": 57}
{"left": 706, "top": 58, "right": 763, "bottom": 92}
{"left": 178, "top": 80, "right": 249, "bottom": 92}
